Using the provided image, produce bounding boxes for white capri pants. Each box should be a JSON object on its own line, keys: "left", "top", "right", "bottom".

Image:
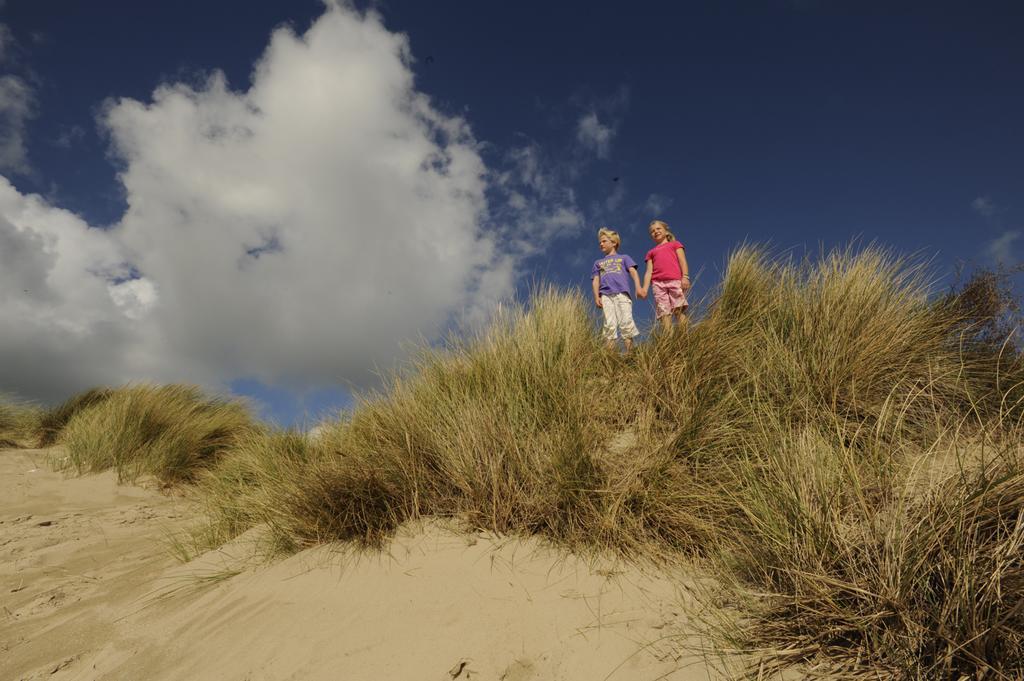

{"left": 600, "top": 293, "right": 640, "bottom": 341}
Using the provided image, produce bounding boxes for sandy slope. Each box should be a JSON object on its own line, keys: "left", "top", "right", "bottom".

{"left": 0, "top": 448, "right": 190, "bottom": 679}
{"left": 1, "top": 448, "right": 718, "bottom": 681}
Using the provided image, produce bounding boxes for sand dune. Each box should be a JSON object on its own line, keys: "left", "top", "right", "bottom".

{"left": 1, "top": 448, "right": 718, "bottom": 681}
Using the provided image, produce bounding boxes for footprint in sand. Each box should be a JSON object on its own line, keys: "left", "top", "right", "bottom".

{"left": 500, "top": 659, "right": 536, "bottom": 681}
{"left": 14, "top": 580, "right": 93, "bottom": 619}
{"left": 18, "top": 653, "right": 81, "bottom": 680}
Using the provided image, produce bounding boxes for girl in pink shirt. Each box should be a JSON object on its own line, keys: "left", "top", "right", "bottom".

{"left": 638, "top": 219, "right": 691, "bottom": 331}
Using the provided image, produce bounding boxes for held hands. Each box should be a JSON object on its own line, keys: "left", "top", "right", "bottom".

{"left": 637, "top": 287, "right": 647, "bottom": 299}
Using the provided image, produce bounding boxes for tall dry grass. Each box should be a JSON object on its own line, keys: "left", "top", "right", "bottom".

{"left": 195, "top": 288, "right": 620, "bottom": 550}
{"left": 0, "top": 394, "right": 41, "bottom": 448}
{"left": 702, "top": 415, "right": 1023, "bottom": 679}
{"left": 633, "top": 247, "right": 1024, "bottom": 677}
{"left": 195, "top": 246, "right": 1014, "bottom": 676}
{"left": 37, "top": 387, "right": 115, "bottom": 447}
{"left": 56, "top": 384, "right": 255, "bottom": 484}
{"left": 181, "top": 428, "right": 319, "bottom": 556}
{"left": 28, "top": 244, "right": 1022, "bottom": 676}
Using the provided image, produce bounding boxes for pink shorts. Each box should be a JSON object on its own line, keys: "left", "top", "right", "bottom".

{"left": 652, "top": 280, "right": 688, "bottom": 319}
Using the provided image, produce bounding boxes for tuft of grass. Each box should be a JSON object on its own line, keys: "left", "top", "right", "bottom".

{"left": 944, "top": 262, "right": 1024, "bottom": 428}
{"left": 629, "top": 247, "right": 1024, "bottom": 676}
{"left": 0, "top": 394, "right": 42, "bottom": 448}
{"left": 57, "top": 384, "right": 255, "bottom": 484}
{"left": 186, "top": 429, "right": 323, "bottom": 555}
{"left": 37, "top": 387, "right": 115, "bottom": 447}
{"left": 193, "top": 288, "right": 619, "bottom": 551}
{"left": 705, "top": 417, "right": 1024, "bottom": 678}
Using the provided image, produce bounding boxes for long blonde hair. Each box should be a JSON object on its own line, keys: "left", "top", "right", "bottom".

{"left": 649, "top": 219, "right": 675, "bottom": 242}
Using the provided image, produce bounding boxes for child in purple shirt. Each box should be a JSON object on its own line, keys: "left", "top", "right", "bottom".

{"left": 591, "top": 227, "right": 642, "bottom": 351}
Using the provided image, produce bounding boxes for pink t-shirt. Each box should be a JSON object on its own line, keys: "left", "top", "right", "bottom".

{"left": 645, "top": 241, "right": 685, "bottom": 281}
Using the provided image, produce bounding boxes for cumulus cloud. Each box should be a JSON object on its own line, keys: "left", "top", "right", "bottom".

{"left": 644, "top": 193, "right": 673, "bottom": 217}
{"left": 52, "top": 124, "right": 85, "bottom": 149}
{"left": 985, "top": 230, "right": 1020, "bottom": 265}
{"left": 604, "top": 181, "right": 626, "bottom": 212}
{"left": 0, "top": 3, "right": 580, "bottom": 403}
{"left": 0, "top": 180, "right": 141, "bottom": 401}
{"left": 0, "top": 24, "right": 13, "bottom": 61}
{"left": 572, "top": 85, "right": 628, "bottom": 160}
{"left": 587, "top": 179, "right": 625, "bottom": 220}
{"left": 972, "top": 196, "right": 997, "bottom": 218}
{"left": 0, "top": 74, "right": 33, "bottom": 174}
{"left": 576, "top": 112, "right": 614, "bottom": 158}
{"left": 0, "top": 22, "right": 35, "bottom": 174}
{"left": 972, "top": 196, "right": 1019, "bottom": 265}
{"left": 983, "top": 229, "right": 1015, "bottom": 261}
{"left": 491, "top": 142, "right": 583, "bottom": 255}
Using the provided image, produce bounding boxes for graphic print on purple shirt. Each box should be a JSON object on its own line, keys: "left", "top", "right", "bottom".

{"left": 592, "top": 253, "right": 638, "bottom": 297}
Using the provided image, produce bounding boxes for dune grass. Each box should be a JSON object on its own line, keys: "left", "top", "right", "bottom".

{"left": 0, "top": 394, "right": 42, "bottom": 448}
{"left": 36, "top": 386, "right": 116, "bottom": 447}
{"left": 696, "top": 401, "right": 1023, "bottom": 678}
{"left": 189, "top": 290, "right": 620, "bottom": 551}
{"left": 55, "top": 384, "right": 256, "bottom": 484}
{"left": 184, "top": 428, "right": 322, "bottom": 556}
{"left": 248, "top": 245, "right": 1016, "bottom": 677}
{"left": 626, "top": 249, "right": 1023, "bottom": 677}
{"left": 26, "top": 244, "right": 1024, "bottom": 676}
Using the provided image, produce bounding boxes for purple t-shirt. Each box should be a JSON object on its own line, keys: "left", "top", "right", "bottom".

{"left": 591, "top": 253, "right": 638, "bottom": 297}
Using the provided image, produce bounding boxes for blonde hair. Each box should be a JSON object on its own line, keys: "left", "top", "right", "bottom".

{"left": 649, "top": 219, "right": 675, "bottom": 242}
{"left": 597, "top": 227, "right": 621, "bottom": 248}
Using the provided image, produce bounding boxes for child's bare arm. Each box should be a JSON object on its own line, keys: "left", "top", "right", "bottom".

{"left": 629, "top": 266, "right": 641, "bottom": 297}
{"left": 592, "top": 275, "right": 603, "bottom": 307}
{"left": 676, "top": 248, "right": 691, "bottom": 292}
{"left": 639, "top": 260, "right": 653, "bottom": 298}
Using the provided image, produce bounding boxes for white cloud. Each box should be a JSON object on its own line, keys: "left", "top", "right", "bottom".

{"left": 972, "top": 196, "right": 1018, "bottom": 264}
{"left": 985, "top": 230, "right": 1020, "bottom": 265}
{"left": 52, "top": 124, "right": 85, "bottom": 149}
{"left": 972, "top": 196, "right": 997, "bottom": 218}
{"left": 1, "top": 4, "right": 575, "bottom": 403}
{"left": 0, "top": 22, "right": 35, "bottom": 174}
{"left": 107, "top": 277, "right": 158, "bottom": 320}
{"left": 0, "top": 179, "right": 142, "bottom": 401}
{"left": 491, "top": 142, "right": 583, "bottom": 255}
{"left": 604, "top": 181, "right": 625, "bottom": 212}
{"left": 0, "top": 25, "right": 13, "bottom": 61}
{"left": 0, "top": 74, "right": 33, "bottom": 174}
{"left": 575, "top": 112, "right": 614, "bottom": 158}
{"left": 572, "top": 87, "right": 628, "bottom": 160}
{"left": 644, "top": 193, "right": 673, "bottom": 216}
{"left": 587, "top": 179, "right": 625, "bottom": 219}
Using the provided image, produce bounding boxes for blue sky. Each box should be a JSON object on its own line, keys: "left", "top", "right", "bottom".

{"left": 1, "top": 0, "right": 1021, "bottom": 426}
